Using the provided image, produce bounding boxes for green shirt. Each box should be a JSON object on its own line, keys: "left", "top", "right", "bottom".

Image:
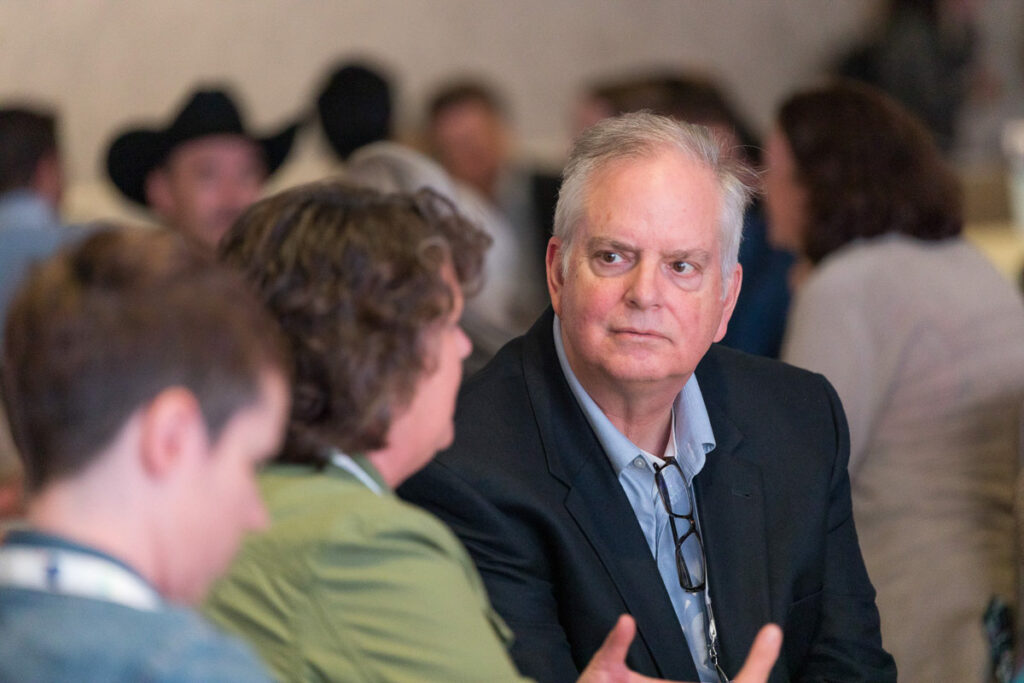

{"left": 203, "top": 456, "right": 528, "bottom": 682}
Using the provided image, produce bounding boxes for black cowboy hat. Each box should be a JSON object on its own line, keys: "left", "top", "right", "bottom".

{"left": 106, "top": 87, "right": 298, "bottom": 206}
{"left": 316, "top": 63, "right": 392, "bottom": 161}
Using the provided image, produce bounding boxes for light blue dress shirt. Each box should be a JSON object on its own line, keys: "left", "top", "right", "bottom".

{"left": 553, "top": 316, "right": 719, "bottom": 682}
{"left": 0, "top": 191, "right": 81, "bottom": 346}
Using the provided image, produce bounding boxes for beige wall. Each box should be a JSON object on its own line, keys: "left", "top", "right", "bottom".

{"left": 0, "top": 0, "right": 1020, "bottom": 223}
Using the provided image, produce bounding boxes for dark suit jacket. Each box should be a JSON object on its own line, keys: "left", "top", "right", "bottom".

{"left": 399, "top": 310, "right": 896, "bottom": 682}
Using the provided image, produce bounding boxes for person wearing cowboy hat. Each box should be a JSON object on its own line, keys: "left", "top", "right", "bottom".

{"left": 106, "top": 86, "right": 297, "bottom": 249}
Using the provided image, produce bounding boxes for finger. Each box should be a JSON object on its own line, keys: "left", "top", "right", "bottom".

{"left": 593, "top": 614, "right": 636, "bottom": 666}
{"left": 734, "top": 623, "right": 783, "bottom": 683}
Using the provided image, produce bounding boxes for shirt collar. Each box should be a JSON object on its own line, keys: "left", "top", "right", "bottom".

{"left": 552, "top": 315, "right": 715, "bottom": 484}
{"left": 327, "top": 450, "right": 390, "bottom": 495}
{"left": 2, "top": 528, "right": 155, "bottom": 588}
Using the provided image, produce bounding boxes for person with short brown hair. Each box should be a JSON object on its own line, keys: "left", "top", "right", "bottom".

{"left": 0, "top": 227, "right": 290, "bottom": 680}
{"left": 0, "top": 105, "right": 79, "bottom": 516}
{"left": 424, "top": 79, "right": 559, "bottom": 367}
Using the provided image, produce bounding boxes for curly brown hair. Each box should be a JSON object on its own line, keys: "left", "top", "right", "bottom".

{"left": 777, "top": 81, "right": 962, "bottom": 265}
{"left": 219, "top": 181, "right": 490, "bottom": 465}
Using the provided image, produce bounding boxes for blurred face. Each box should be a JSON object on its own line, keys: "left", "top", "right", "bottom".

{"left": 381, "top": 264, "right": 472, "bottom": 486}
{"left": 34, "top": 151, "right": 64, "bottom": 209}
{"left": 147, "top": 135, "right": 266, "bottom": 249}
{"left": 430, "top": 101, "right": 507, "bottom": 197}
{"left": 170, "top": 371, "right": 288, "bottom": 603}
{"left": 548, "top": 149, "right": 741, "bottom": 400}
{"left": 763, "top": 127, "right": 807, "bottom": 252}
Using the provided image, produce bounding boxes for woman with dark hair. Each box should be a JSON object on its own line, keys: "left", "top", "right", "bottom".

{"left": 764, "top": 82, "right": 1024, "bottom": 682}
{"left": 202, "top": 180, "right": 780, "bottom": 683}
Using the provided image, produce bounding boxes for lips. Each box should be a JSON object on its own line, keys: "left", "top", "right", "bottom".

{"left": 611, "top": 327, "right": 668, "bottom": 341}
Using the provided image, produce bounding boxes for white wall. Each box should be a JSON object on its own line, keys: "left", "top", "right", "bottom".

{"left": 0, "top": 0, "right": 1020, "bottom": 222}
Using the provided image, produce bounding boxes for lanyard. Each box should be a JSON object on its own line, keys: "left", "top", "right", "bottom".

{"left": 684, "top": 477, "right": 728, "bottom": 683}
{"left": 329, "top": 451, "right": 384, "bottom": 496}
{"left": 685, "top": 482, "right": 727, "bottom": 683}
{"left": 702, "top": 574, "right": 729, "bottom": 683}
{"left": 0, "top": 545, "right": 161, "bottom": 611}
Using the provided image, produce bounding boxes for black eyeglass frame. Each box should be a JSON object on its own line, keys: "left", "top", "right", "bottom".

{"left": 652, "top": 456, "right": 706, "bottom": 594}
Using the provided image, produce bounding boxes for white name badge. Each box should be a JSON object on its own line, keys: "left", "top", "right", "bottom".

{"left": 0, "top": 545, "right": 161, "bottom": 611}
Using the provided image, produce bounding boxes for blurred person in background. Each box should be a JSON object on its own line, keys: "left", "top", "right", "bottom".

{"left": 0, "top": 106, "right": 78, "bottom": 334}
{"left": 315, "top": 61, "right": 394, "bottom": 162}
{"left": 836, "top": 0, "right": 990, "bottom": 153}
{"left": 106, "top": 87, "right": 297, "bottom": 249}
{"left": 426, "top": 80, "right": 557, "bottom": 305}
{"left": 0, "top": 227, "right": 290, "bottom": 680}
{"left": 765, "top": 81, "right": 1024, "bottom": 682}
{"left": 320, "top": 68, "right": 546, "bottom": 372}
{"left": 344, "top": 141, "right": 540, "bottom": 373}
{"left": 0, "top": 105, "right": 87, "bottom": 520}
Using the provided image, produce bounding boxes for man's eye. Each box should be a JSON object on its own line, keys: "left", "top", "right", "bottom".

{"left": 598, "top": 251, "right": 622, "bottom": 264}
{"left": 671, "top": 261, "right": 695, "bottom": 274}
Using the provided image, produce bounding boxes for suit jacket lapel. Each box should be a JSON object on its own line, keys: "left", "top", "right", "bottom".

{"left": 520, "top": 311, "right": 699, "bottom": 680}
{"left": 695, "top": 373, "right": 772, "bottom": 678}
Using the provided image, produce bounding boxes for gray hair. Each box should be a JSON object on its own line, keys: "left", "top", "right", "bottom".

{"left": 553, "top": 112, "right": 752, "bottom": 291}
{"left": 345, "top": 141, "right": 458, "bottom": 197}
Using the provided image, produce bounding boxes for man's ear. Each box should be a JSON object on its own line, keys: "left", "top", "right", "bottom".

{"left": 546, "top": 236, "right": 565, "bottom": 317}
{"left": 137, "top": 387, "right": 208, "bottom": 480}
{"left": 713, "top": 263, "right": 743, "bottom": 343}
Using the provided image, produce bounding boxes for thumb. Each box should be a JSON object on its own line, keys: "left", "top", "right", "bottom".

{"left": 734, "top": 624, "right": 783, "bottom": 683}
{"left": 592, "top": 614, "right": 637, "bottom": 667}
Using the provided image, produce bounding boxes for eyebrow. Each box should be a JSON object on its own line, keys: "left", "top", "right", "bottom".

{"left": 587, "top": 237, "right": 637, "bottom": 254}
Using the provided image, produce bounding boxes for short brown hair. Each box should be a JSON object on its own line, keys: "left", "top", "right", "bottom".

{"left": 778, "top": 81, "right": 961, "bottom": 264}
{"left": 219, "top": 180, "right": 489, "bottom": 464}
{"left": 0, "top": 107, "right": 57, "bottom": 194}
{"left": 427, "top": 80, "right": 506, "bottom": 123}
{"left": 2, "top": 227, "right": 289, "bottom": 493}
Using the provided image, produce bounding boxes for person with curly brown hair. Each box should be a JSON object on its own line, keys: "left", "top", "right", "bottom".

{"left": 765, "top": 81, "right": 1024, "bottom": 682}
{"left": 202, "top": 180, "right": 783, "bottom": 683}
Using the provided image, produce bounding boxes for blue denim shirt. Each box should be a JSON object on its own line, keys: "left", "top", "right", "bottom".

{"left": 0, "top": 530, "right": 272, "bottom": 682}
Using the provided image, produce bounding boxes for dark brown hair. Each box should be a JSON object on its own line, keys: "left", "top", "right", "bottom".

{"left": 777, "top": 81, "right": 961, "bottom": 264}
{"left": 0, "top": 107, "right": 57, "bottom": 194}
{"left": 585, "top": 71, "right": 761, "bottom": 164}
{"left": 427, "top": 80, "right": 506, "bottom": 123}
{"left": 219, "top": 181, "right": 489, "bottom": 465}
{"left": 2, "top": 227, "right": 289, "bottom": 493}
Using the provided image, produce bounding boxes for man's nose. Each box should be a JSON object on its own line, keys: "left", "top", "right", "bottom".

{"left": 221, "top": 178, "right": 260, "bottom": 211}
{"left": 626, "top": 260, "right": 662, "bottom": 309}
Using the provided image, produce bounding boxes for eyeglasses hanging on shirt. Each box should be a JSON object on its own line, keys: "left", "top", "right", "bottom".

{"left": 653, "top": 456, "right": 730, "bottom": 683}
